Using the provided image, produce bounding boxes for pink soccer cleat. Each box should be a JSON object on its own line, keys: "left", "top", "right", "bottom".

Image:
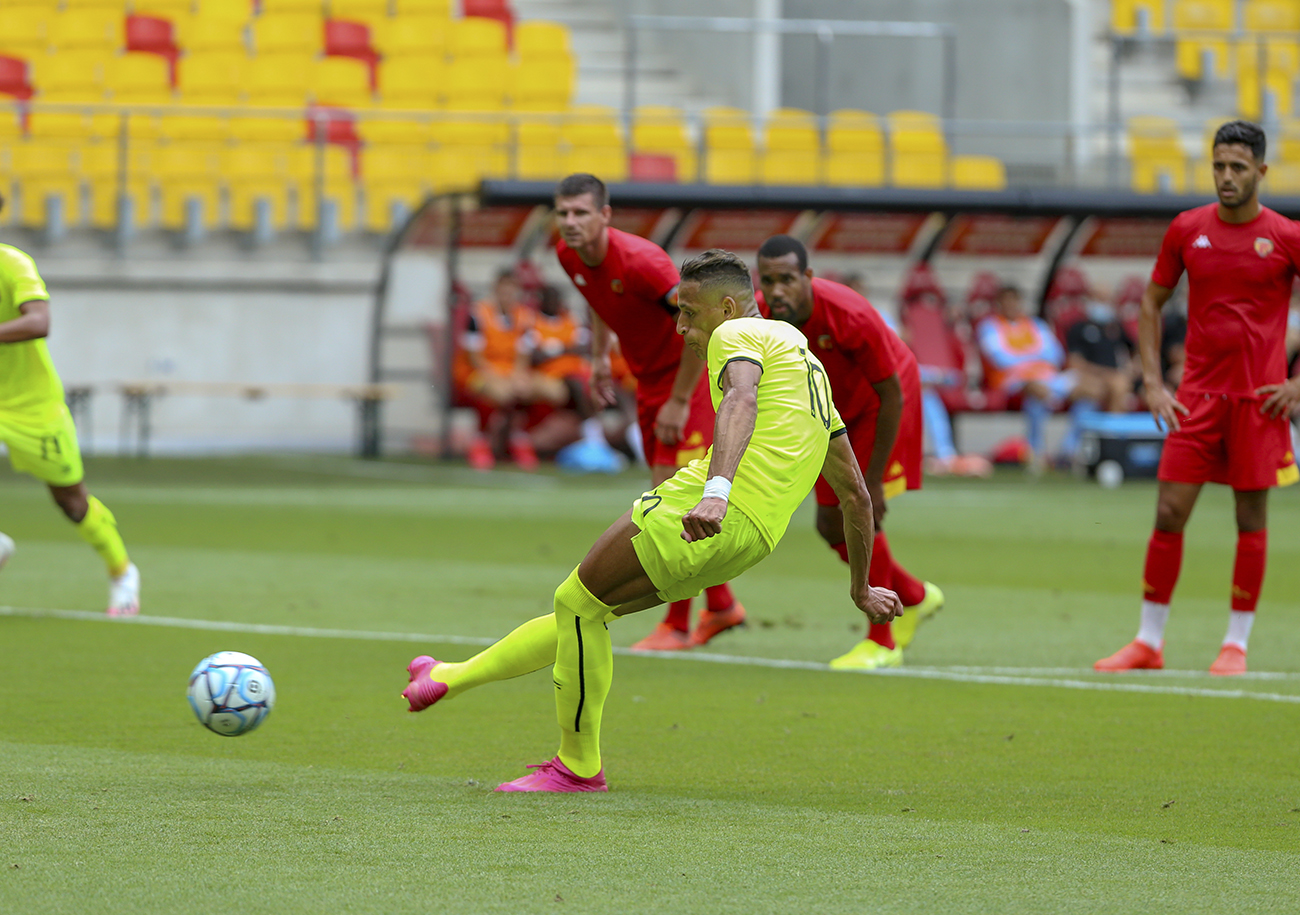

{"left": 1094, "top": 639, "right": 1163, "bottom": 672}
{"left": 1209, "top": 644, "right": 1247, "bottom": 676}
{"left": 401, "top": 655, "right": 449, "bottom": 712}
{"left": 689, "top": 601, "right": 747, "bottom": 646}
{"left": 630, "top": 622, "right": 693, "bottom": 652}
{"left": 495, "top": 757, "right": 608, "bottom": 793}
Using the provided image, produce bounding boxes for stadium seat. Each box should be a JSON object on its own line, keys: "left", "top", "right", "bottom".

{"left": 330, "top": 0, "right": 391, "bottom": 22}
{"left": 251, "top": 13, "right": 323, "bottom": 56}
{"left": 360, "top": 143, "right": 429, "bottom": 232}
{"left": 173, "top": 7, "right": 247, "bottom": 54}
{"left": 371, "top": 14, "right": 448, "bottom": 59}
{"left": 702, "top": 106, "right": 756, "bottom": 184}
{"left": 1264, "top": 160, "right": 1300, "bottom": 193}
{"left": 131, "top": 0, "right": 192, "bottom": 14}
{"left": 0, "top": 10, "right": 51, "bottom": 59}
{"left": 0, "top": 56, "right": 35, "bottom": 102}
{"left": 124, "top": 14, "right": 180, "bottom": 86}
{"left": 1237, "top": 3, "right": 1300, "bottom": 122}
{"left": 950, "top": 154, "right": 1007, "bottom": 190}
{"left": 515, "top": 116, "right": 564, "bottom": 180}
{"left": 563, "top": 105, "right": 627, "bottom": 181}
{"left": 431, "top": 115, "right": 510, "bottom": 190}
{"left": 631, "top": 105, "right": 696, "bottom": 182}
{"left": 226, "top": 142, "right": 294, "bottom": 232}
{"left": 292, "top": 144, "right": 358, "bottom": 232}
{"left": 515, "top": 21, "right": 570, "bottom": 59}
{"left": 447, "top": 16, "right": 507, "bottom": 58}
{"left": 154, "top": 140, "right": 224, "bottom": 232}
{"left": 33, "top": 50, "right": 110, "bottom": 101}
{"left": 324, "top": 19, "right": 380, "bottom": 89}
{"left": 888, "top": 110, "right": 947, "bottom": 188}
{"left": 48, "top": 11, "right": 121, "bottom": 53}
{"left": 509, "top": 55, "right": 574, "bottom": 111}
{"left": 357, "top": 113, "right": 432, "bottom": 144}
{"left": 176, "top": 53, "right": 244, "bottom": 104}
{"left": 63, "top": 0, "right": 126, "bottom": 10}
{"left": 9, "top": 139, "right": 81, "bottom": 227}
{"left": 443, "top": 55, "right": 509, "bottom": 110}
{"left": 82, "top": 140, "right": 153, "bottom": 229}
{"left": 377, "top": 57, "right": 443, "bottom": 108}
{"left": 1111, "top": 0, "right": 1165, "bottom": 34}
{"left": 314, "top": 55, "right": 373, "bottom": 108}
{"left": 244, "top": 53, "right": 316, "bottom": 106}
{"left": 1172, "top": 0, "right": 1232, "bottom": 81}
{"left": 462, "top": 0, "right": 513, "bottom": 46}
{"left": 1128, "top": 116, "right": 1187, "bottom": 193}
{"left": 107, "top": 51, "right": 172, "bottom": 103}
{"left": 394, "top": 0, "right": 452, "bottom": 14}
{"left": 260, "top": 0, "right": 326, "bottom": 13}
{"left": 759, "top": 107, "right": 820, "bottom": 186}
{"left": 823, "top": 109, "right": 885, "bottom": 187}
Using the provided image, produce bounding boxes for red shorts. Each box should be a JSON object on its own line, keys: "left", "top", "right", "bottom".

{"left": 1158, "top": 391, "right": 1299, "bottom": 491}
{"left": 637, "top": 374, "right": 715, "bottom": 468}
{"left": 815, "top": 366, "right": 924, "bottom": 506}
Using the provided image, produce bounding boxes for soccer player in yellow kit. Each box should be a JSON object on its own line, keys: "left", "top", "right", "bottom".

{"left": 0, "top": 208, "right": 139, "bottom": 614}
{"left": 402, "top": 249, "right": 903, "bottom": 791}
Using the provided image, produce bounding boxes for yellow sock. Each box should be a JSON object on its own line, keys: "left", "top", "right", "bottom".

{"left": 436, "top": 614, "right": 558, "bottom": 699}
{"left": 76, "top": 496, "right": 129, "bottom": 578}
{"left": 552, "top": 566, "right": 615, "bottom": 779}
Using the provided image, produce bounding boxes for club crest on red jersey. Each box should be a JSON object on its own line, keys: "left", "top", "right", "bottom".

{"left": 574, "top": 274, "right": 586, "bottom": 286}
{"left": 817, "top": 334, "right": 833, "bottom": 349}
{"left": 1255, "top": 237, "right": 1274, "bottom": 257}
{"left": 611, "top": 279, "right": 624, "bottom": 293}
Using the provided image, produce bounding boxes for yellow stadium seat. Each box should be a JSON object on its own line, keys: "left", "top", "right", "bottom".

{"left": 823, "top": 109, "right": 884, "bottom": 187}
{"left": 177, "top": 52, "right": 244, "bottom": 104}
{"left": 515, "top": 116, "right": 563, "bottom": 180}
{"left": 443, "top": 55, "right": 508, "bottom": 110}
{"left": 1275, "top": 119, "right": 1300, "bottom": 161}
{"left": 377, "top": 57, "right": 442, "bottom": 108}
{"left": 331, "top": 0, "right": 390, "bottom": 21}
{"left": 1238, "top": 3, "right": 1300, "bottom": 122}
{"left": 245, "top": 53, "right": 315, "bottom": 106}
{"left": 950, "top": 154, "right": 1007, "bottom": 190}
{"left": 1128, "top": 116, "right": 1187, "bottom": 193}
{"left": 0, "top": 10, "right": 51, "bottom": 59}
{"left": 64, "top": 0, "right": 127, "bottom": 8}
{"left": 631, "top": 105, "right": 696, "bottom": 182}
{"left": 702, "top": 106, "right": 755, "bottom": 184}
{"left": 563, "top": 105, "right": 626, "bottom": 181}
{"left": 431, "top": 115, "right": 509, "bottom": 190}
{"left": 447, "top": 16, "right": 506, "bottom": 58}
{"left": 226, "top": 142, "right": 294, "bottom": 230}
{"left": 9, "top": 139, "right": 80, "bottom": 226}
{"left": 394, "top": 0, "right": 451, "bottom": 16}
{"left": 33, "top": 50, "right": 108, "bottom": 98}
{"left": 759, "top": 107, "right": 820, "bottom": 186}
{"left": 292, "top": 144, "right": 357, "bottom": 230}
{"left": 107, "top": 51, "right": 171, "bottom": 101}
{"left": 154, "top": 140, "right": 224, "bottom": 229}
{"left": 48, "top": 11, "right": 121, "bottom": 52}
{"left": 361, "top": 143, "right": 430, "bottom": 231}
{"left": 261, "top": 0, "right": 325, "bottom": 13}
{"left": 132, "top": 0, "right": 192, "bottom": 14}
{"left": 357, "top": 114, "right": 431, "bottom": 143}
{"left": 515, "top": 21, "right": 570, "bottom": 59}
{"left": 252, "top": 13, "right": 323, "bottom": 56}
{"left": 3, "top": 0, "right": 60, "bottom": 10}
{"left": 1238, "top": 63, "right": 1295, "bottom": 120}
{"left": 1173, "top": 0, "right": 1232, "bottom": 80}
{"left": 1112, "top": 0, "right": 1165, "bottom": 33}
{"left": 888, "top": 110, "right": 947, "bottom": 188}
{"left": 509, "top": 55, "right": 573, "bottom": 111}
{"left": 174, "top": 10, "right": 247, "bottom": 54}
{"left": 371, "top": 15, "right": 447, "bottom": 58}
{"left": 314, "top": 55, "right": 372, "bottom": 107}
{"left": 159, "top": 112, "right": 230, "bottom": 143}
{"left": 82, "top": 140, "right": 153, "bottom": 228}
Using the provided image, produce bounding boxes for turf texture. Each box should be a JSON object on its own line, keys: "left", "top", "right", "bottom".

{"left": 1, "top": 457, "right": 1298, "bottom": 914}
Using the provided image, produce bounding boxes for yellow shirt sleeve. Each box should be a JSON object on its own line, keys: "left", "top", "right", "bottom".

{"left": 0, "top": 245, "right": 51, "bottom": 312}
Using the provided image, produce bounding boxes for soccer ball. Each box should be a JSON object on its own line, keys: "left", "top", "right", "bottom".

{"left": 187, "top": 651, "right": 275, "bottom": 737}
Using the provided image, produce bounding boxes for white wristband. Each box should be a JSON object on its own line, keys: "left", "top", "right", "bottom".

{"left": 702, "top": 476, "right": 732, "bottom": 502}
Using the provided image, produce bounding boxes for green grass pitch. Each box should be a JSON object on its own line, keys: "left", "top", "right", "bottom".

{"left": 2, "top": 456, "right": 1298, "bottom": 914}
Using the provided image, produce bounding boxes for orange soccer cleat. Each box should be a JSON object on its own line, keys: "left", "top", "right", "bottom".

{"left": 689, "top": 601, "right": 747, "bottom": 646}
{"left": 1209, "top": 644, "right": 1247, "bottom": 676}
{"left": 1094, "top": 639, "right": 1164, "bottom": 672}
{"left": 630, "top": 622, "right": 692, "bottom": 652}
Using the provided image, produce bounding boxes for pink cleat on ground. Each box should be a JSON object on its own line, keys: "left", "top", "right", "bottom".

{"left": 1094, "top": 639, "right": 1163, "bottom": 672}
{"left": 401, "top": 655, "right": 449, "bottom": 712}
{"left": 495, "top": 757, "right": 608, "bottom": 793}
{"left": 1209, "top": 644, "right": 1247, "bottom": 676}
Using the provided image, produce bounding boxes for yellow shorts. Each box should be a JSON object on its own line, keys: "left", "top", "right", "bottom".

{"left": 0, "top": 403, "right": 85, "bottom": 487}
{"left": 630, "top": 475, "right": 771, "bottom": 605}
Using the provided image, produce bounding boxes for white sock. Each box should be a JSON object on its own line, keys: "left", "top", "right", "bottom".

{"left": 1137, "top": 600, "right": 1170, "bottom": 649}
{"left": 1223, "top": 610, "right": 1255, "bottom": 651}
{"left": 581, "top": 417, "right": 606, "bottom": 445}
{"left": 625, "top": 422, "right": 645, "bottom": 464}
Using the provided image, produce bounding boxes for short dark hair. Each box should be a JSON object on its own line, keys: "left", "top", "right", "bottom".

{"left": 997, "top": 284, "right": 1022, "bottom": 298}
{"left": 679, "top": 249, "right": 754, "bottom": 300}
{"left": 555, "top": 173, "right": 608, "bottom": 208}
{"left": 1213, "top": 120, "right": 1267, "bottom": 161}
{"left": 495, "top": 267, "right": 518, "bottom": 284}
{"left": 756, "top": 234, "right": 808, "bottom": 272}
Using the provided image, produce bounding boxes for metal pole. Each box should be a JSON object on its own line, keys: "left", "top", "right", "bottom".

{"left": 942, "top": 32, "right": 957, "bottom": 147}
{"left": 1108, "top": 34, "right": 1122, "bottom": 188}
{"left": 312, "top": 109, "right": 326, "bottom": 261}
{"left": 624, "top": 22, "right": 638, "bottom": 129}
{"left": 116, "top": 109, "right": 129, "bottom": 254}
{"left": 814, "top": 24, "right": 832, "bottom": 116}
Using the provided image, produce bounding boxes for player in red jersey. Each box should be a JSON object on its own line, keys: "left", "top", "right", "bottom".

{"left": 554, "top": 173, "right": 745, "bottom": 650}
{"left": 1096, "top": 121, "right": 1300, "bottom": 676}
{"left": 757, "top": 235, "right": 944, "bottom": 669}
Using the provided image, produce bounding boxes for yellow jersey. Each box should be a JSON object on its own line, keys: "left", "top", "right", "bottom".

{"left": 689, "top": 316, "right": 846, "bottom": 548}
{"left": 0, "top": 244, "right": 62, "bottom": 417}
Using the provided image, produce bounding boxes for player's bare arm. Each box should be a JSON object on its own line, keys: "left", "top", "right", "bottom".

{"left": 864, "top": 372, "right": 903, "bottom": 526}
{"left": 680, "top": 358, "right": 760, "bottom": 543}
{"left": 1137, "top": 281, "right": 1187, "bottom": 431}
{"left": 586, "top": 309, "right": 618, "bottom": 408}
{"left": 656, "top": 343, "right": 706, "bottom": 447}
{"left": 0, "top": 300, "right": 50, "bottom": 343}
{"left": 821, "top": 433, "right": 903, "bottom": 625}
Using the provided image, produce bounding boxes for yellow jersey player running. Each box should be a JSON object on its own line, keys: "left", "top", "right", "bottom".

{"left": 401, "top": 249, "right": 903, "bottom": 791}
{"left": 0, "top": 196, "right": 139, "bottom": 614}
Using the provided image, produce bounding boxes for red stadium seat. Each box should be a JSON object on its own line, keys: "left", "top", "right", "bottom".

{"left": 125, "top": 14, "right": 181, "bottom": 87}
{"left": 305, "top": 104, "right": 362, "bottom": 151}
{"left": 324, "top": 19, "right": 381, "bottom": 90}
{"left": 0, "top": 55, "right": 35, "bottom": 101}
{"left": 462, "top": 0, "right": 514, "bottom": 46}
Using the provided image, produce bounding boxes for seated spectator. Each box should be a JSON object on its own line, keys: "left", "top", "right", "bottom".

{"left": 1064, "top": 292, "right": 1138, "bottom": 413}
{"left": 1160, "top": 298, "right": 1188, "bottom": 391}
{"left": 977, "top": 284, "right": 1084, "bottom": 470}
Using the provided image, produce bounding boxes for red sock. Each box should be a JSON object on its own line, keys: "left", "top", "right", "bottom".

{"left": 1231, "top": 529, "right": 1267, "bottom": 612}
{"left": 831, "top": 541, "right": 849, "bottom": 564}
{"left": 888, "top": 558, "right": 927, "bottom": 608}
{"left": 869, "top": 532, "right": 892, "bottom": 587}
{"left": 705, "top": 582, "right": 735, "bottom": 612}
{"left": 867, "top": 622, "right": 896, "bottom": 649}
{"left": 1142, "top": 529, "right": 1183, "bottom": 604}
{"left": 664, "top": 599, "right": 691, "bottom": 632}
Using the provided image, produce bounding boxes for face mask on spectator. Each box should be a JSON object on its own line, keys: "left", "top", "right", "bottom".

{"left": 1086, "top": 301, "right": 1117, "bottom": 323}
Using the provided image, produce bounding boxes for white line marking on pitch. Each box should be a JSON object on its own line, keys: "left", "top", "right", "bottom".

{"left": 5, "top": 605, "right": 1299, "bottom": 704}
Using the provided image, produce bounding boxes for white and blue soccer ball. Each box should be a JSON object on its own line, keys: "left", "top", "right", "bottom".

{"left": 187, "top": 651, "right": 275, "bottom": 737}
